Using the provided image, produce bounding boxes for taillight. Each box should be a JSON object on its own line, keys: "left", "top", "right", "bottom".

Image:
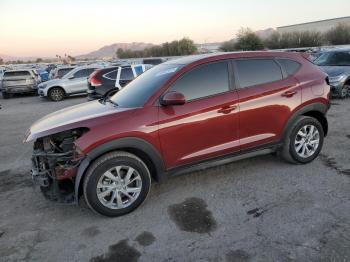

{"left": 89, "top": 70, "right": 102, "bottom": 87}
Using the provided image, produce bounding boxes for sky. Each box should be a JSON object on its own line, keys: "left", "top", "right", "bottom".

{"left": 0, "top": 0, "right": 350, "bottom": 57}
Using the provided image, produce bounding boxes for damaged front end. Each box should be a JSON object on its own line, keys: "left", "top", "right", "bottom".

{"left": 31, "top": 128, "right": 88, "bottom": 203}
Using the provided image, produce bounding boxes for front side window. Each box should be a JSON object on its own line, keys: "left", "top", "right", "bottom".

{"left": 169, "top": 61, "right": 230, "bottom": 101}
{"left": 235, "top": 59, "right": 283, "bottom": 88}
{"left": 73, "top": 68, "right": 97, "bottom": 78}
{"left": 58, "top": 68, "right": 73, "bottom": 78}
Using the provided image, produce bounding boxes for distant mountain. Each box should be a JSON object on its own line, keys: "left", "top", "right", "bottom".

{"left": 76, "top": 42, "right": 155, "bottom": 59}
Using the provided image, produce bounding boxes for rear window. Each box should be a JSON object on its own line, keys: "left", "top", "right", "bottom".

{"left": 277, "top": 59, "right": 301, "bottom": 76}
{"left": 235, "top": 59, "right": 283, "bottom": 88}
{"left": 4, "top": 71, "right": 31, "bottom": 77}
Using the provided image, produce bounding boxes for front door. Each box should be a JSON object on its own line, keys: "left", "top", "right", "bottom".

{"left": 158, "top": 61, "right": 240, "bottom": 169}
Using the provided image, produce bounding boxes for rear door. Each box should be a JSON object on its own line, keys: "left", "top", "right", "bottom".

{"left": 233, "top": 58, "right": 301, "bottom": 150}
{"left": 158, "top": 61, "right": 240, "bottom": 168}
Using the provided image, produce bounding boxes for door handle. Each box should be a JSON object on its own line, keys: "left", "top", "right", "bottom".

{"left": 218, "top": 105, "right": 237, "bottom": 114}
{"left": 281, "top": 91, "right": 297, "bottom": 98}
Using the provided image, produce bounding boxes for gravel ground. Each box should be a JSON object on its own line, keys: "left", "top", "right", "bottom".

{"left": 0, "top": 94, "right": 349, "bottom": 262}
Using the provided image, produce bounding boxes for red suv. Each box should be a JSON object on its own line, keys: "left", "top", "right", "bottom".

{"left": 25, "top": 52, "right": 330, "bottom": 217}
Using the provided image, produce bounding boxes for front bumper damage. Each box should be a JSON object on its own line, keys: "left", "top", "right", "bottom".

{"left": 30, "top": 129, "right": 87, "bottom": 204}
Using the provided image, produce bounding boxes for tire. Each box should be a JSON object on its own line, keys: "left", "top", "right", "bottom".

{"left": 339, "top": 85, "right": 349, "bottom": 99}
{"left": 281, "top": 116, "right": 324, "bottom": 164}
{"left": 2, "top": 92, "right": 10, "bottom": 99}
{"left": 48, "top": 87, "right": 65, "bottom": 101}
{"left": 105, "top": 88, "right": 119, "bottom": 98}
{"left": 83, "top": 151, "right": 151, "bottom": 217}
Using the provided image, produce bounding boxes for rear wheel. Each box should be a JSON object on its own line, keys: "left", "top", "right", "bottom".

{"left": 281, "top": 116, "right": 324, "bottom": 164}
{"left": 48, "top": 87, "right": 65, "bottom": 101}
{"left": 83, "top": 151, "right": 151, "bottom": 217}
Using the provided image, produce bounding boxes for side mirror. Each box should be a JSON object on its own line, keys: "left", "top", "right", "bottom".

{"left": 68, "top": 75, "right": 74, "bottom": 79}
{"left": 160, "top": 91, "right": 186, "bottom": 106}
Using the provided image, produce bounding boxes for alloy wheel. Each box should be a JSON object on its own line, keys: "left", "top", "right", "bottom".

{"left": 50, "top": 88, "right": 64, "bottom": 101}
{"left": 96, "top": 165, "right": 142, "bottom": 209}
{"left": 294, "top": 124, "right": 320, "bottom": 158}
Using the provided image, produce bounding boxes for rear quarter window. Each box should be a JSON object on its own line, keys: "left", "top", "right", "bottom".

{"left": 235, "top": 59, "right": 283, "bottom": 88}
{"left": 277, "top": 59, "right": 301, "bottom": 76}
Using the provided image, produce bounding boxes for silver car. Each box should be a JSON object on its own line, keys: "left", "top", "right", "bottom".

{"left": 1, "top": 69, "right": 39, "bottom": 99}
{"left": 38, "top": 65, "right": 102, "bottom": 101}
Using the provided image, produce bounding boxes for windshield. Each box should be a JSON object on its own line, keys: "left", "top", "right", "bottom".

{"left": 314, "top": 51, "right": 350, "bottom": 66}
{"left": 110, "top": 64, "right": 183, "bottom": 108}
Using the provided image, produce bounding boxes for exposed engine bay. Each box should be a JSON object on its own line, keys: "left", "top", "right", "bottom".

{"left": 31, "top": 128, "right": 87, "bottom": 203}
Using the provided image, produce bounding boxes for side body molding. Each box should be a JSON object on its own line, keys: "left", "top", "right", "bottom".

{"left": 74, "top": 137, "right": 166, "bottom": 202}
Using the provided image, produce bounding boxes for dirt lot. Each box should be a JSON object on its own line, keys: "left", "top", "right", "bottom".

{"left": 0, "top": 94, "right": 349, "bottom": 262}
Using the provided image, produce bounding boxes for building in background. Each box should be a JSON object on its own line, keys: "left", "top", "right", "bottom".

{"left": 277, "top": 16, "right": 350, "bottom": 33}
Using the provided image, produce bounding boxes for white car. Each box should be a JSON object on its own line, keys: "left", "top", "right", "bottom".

{"left": 37, "top": 65, "right": 103, "bottom": 101}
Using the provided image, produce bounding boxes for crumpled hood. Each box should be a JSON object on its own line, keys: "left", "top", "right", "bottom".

{"left": 24, "top": 100, "right": 131, "bottom": 142}
{"left": 319, "top": 66, "right": 350, "bottom": 77}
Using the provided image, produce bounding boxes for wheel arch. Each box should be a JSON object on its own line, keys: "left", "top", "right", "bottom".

{"left": 283, "top": 103, "right": 329, "bottom": 139}
{"left": 74, "top": 137, "right": 166, "bottom": 202}
{"left": 47, "top": 86, "right": 66, "bottom": 96}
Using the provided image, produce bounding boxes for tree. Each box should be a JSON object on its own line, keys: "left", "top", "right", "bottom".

{"left": 219, "top": 40, "right": 236, "bottom": 52}
{"left": 325, "top": 23, "right": 350, "bottom": 45}
{"left": 264, "top": 31, "right": 324, "bottom": 49}
{"left": 36, "top": 58, "right": 43, "bottom": 63}
{"left": 0, "top": 57, "right": 3, "bottom": 65}
{"left": 115, "top": 37, "right": 197, "bottom": 58}
{"left": 234, "top": 28, "right": 264, "bottom": 51}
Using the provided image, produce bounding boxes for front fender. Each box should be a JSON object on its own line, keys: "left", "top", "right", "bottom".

{"left": 74, "top": 137, "right": 166, "bottom": 202}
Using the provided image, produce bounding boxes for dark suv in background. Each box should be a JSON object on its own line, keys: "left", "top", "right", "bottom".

{"left": 25, "top": 52, "right": 330, "bottom": 217}
{"left": 87, "top": 64, "right": 152, "bottom": 100}
{"left": 314, "top": 49, "right": 350, "bottom": 98}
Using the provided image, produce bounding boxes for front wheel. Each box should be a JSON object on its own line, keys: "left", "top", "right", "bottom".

{"left": 83, "top": 151, "right": 151, "bottom": 217}
{"left": 48, "top": 87, "right": 65, "bottom": 101}
{"left": 281, "top": 116, "right": 324, "bottom": 164}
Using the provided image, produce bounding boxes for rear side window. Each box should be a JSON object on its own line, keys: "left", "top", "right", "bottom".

{"left": 103, "top": 69, "right": 118, "bottom": 80}
{"left": 4, "top": 71, "right": 30, "bottom": 77}
{"left": 235, "top": 59, "right": 283, "bottom": 88}
{"left": 169, "top": 61, "right": 230, "bottom": 101}
{"left": 277, "top": 59, "right": 301, "bottom": 76}
{"left": 120, "top": 67, "right": 134, "bottom": 80}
